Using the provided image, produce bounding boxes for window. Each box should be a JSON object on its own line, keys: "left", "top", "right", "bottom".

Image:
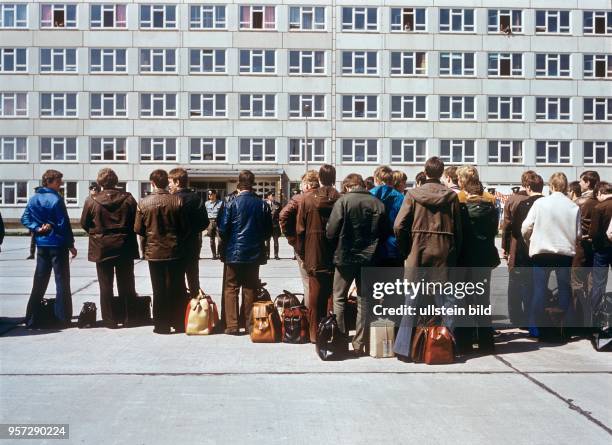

{"left": 488, "top": 9, "right": 522, "bottom": 34}
{"left": 342, "top": 7, "right": 377, "bottom": 31}
{"left": 536, "top": 97, "right": 570, "bottom": 121}
{"left": 90, "top": 137, "right": 127, "bottom": 161}
{"left": 139, "top": 49, "right": 176, "bottom": 73}
{"left": 189, "top": 94, "right": 226, "bottom": 118}
{"left": 488, "top": 96, "right": 523, "bottom": 120}
{"left": 391, "top": 140, "right": 426, "bottom": 164}
{"left": 0, "top": 93, "right": 27, "bottom": 117}
{"left": 140, "top": 138, "right": 177, "bottom": 162}
{"left": 140, "top": 182, "right": 152, "bottom": 198}
{"left": 40, "top": 93, "right": 77, "bottom": 117}
{"left": 342, "top": 139, "right": 378, "bottom": 163}
{"left": 439, "top": 96, "right": 475, "bottom": 120}
{"left": 289, "top": 139, "right": 325, "bottom": 163}
{"left": 40, "top": 48, "right": 77, "bottom": 73}
{"left": 288, "top": 95, "right": 325, "bottom": 119}
{"left": 0, "top": 48, "right": 26, "bottom": 72}
{"left": 239, "top": 5, "right": 275, "bottom": 30}
{"left": 536, "top": 141, "right": 570, "bottom": 164}
{"left": 342, "top": 95, "right": 378, "bottom": 119}
{"left": 535, "top": 10, "right": 570, "bottom": 34}
{"left": 439, "top": 52, "right": 474, "bottom": 76}
{"left": 289, "top": 6, "right": 325, "bottom": 31}
{"left": 390, "top": 52, "right": 426, "bottom": 76}
{"left": 390, "top": 8, "right": 426, "bottom": 32}
{"left": 391, "top": 96, "right": 426, "bottom": 120}
{"left": 584, "top": 141, "right": 612, "bottom": 164}
{"left": 0, "top": 137, "right": 27, "bottom": 161}
{"left": 59, "top": 181, "right": 78, "bottom": 206}
{"left": 239, "top": 94, "right": 276, "bottom": 118}
{"left": 90, "top": 93, "right": 127, "bottom": 118}
{"left": 189, "top": 49, "right": 225, "bottom": 74}
{"left": 342, "top": 51, "right": 377, "bottom": 75}
{"left": 239, "top": 49, "right": 275, "bottom": 74}
{"left": 584, "top": 54, "right": 611, "bottom": 79}
{"left": 0, "top": 4, "right": 27, "bottom": 28}
{"left": 190, "top": 5, "right": 226, "bottom": 29}
{"left": 487, "top": 53, "right": 522, "bottom": 77}
{"left": 190, "top": 138, "right": 226, "bottom": 162}
{"left": 289, "top": 51, "right": 325, "bottom": 75}
{"left": 488, "top": 141, "right": 523, "bottom": 164}
{"left": 0, "top": 181, "right": 28, "bottom": 205}
{"left": 40, "top": 137, "right": 77, "bottom": 161}
{"left": 535, "top": 54, "right": 571, "bottom": 77}
{"left": 583, "top": 11, "right": 611, "bottom": 35}
{"left": 440, "top": 140, "right": 475, "bottom": 164}
{"left": 584, "top": 98, "right": 611, "bottom": 122}
{"left": 140, "top": 4, "right": 176, "bottom": 29}
{"left": 40, "top": 4, "right": 77, "bottom": 28}
{"left": 90, "top": 4, "right": 127, "bottom": 28}
{"left": 439, "top": 8, "right": 474, "bottom": 32}
{"left": 140, "top": 93, "right": 177, "bottom": 118}
{"left": 239, "top": 138, "right": 276, "bottom": 162}
{"left": 90, "top": 48, "right": 127, "bottom": 73}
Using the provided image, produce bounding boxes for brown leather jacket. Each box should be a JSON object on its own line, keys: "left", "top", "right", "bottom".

{"left": 501, "top": 190, "right": 529, "bottom": 269}
{"left": 279, "top": 190, "right": 311, "bottom": 254}
{"left": 573, "top": 190, "right": 599, "bottom": 266}
{"left": 296, "top": 185, "right": 340, "bottom": 274}
{"left": 134, "top": 190, "right": 186, "bottom": 261}
{"left": 80, "top": 189, "right": 139, "bottom": 263}
{"left": 589, "top": 197, "right": 612, "bottom": 252}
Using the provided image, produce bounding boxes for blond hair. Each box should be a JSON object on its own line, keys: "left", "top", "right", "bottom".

{"left": 549, "top": 172, "right": 568, "bottom": 193}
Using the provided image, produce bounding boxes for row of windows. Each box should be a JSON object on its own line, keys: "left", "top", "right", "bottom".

{"left": 1, "top": 92, "right": 610, "bottom": 122}
{"left": 1, "top": 4, "right": 610, "bottom": 35}
{"left": 1, "top": 48, "right": 610, "bottom": 79}
{"left": 1, "top": 137, "right": 610, "bottom": 166}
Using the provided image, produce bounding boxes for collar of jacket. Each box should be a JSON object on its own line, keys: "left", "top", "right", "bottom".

{"left": 152, "top": 189, "right": 169, "bottom": 195}
{"left": 347, "top": 186, "right": 368, "bottom": 194}
{"left": 582, "top": 190, "right": 594, "bottom": 199}
{"left": 37, "top": 187, "right": 60, "bottom": 196}
{"left": 423, "top": 178, "right": 441, "bottom": 185}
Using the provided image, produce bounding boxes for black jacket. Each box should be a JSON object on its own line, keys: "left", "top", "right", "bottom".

{"left": 458, "top": 196, "right": 501, "bottom": 268}
{"left": 326, "top": 187, "right": 386, "bottom": 266}
{"left": 590, "top": 197, "right": 612, "bottom": 252}
{"left": 0, "top": 211, "right": 4, "bottom": 246}
{"left": 511, "top": 195, "right": 543, "bottom": 267}
{"left": 173, "top": 188, "right": 209, "bottom": 256}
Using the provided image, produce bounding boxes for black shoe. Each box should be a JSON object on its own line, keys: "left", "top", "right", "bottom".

{"left": 153, "top": 326, "right": 171, "bottom": 334}
{"left": 396, "top": 354, "right": 412, "bottom": 363}
{"left": 26, "top": 255, "right": 34, "bottom": 260}
{"left": 224, "top": 328, "right": 240, "bottom": 335}
{"left": 274, "top": 256, "right": 280, "bottom": 260}
{"left": 102, "top": 320, "right": 119, "bottom": 329}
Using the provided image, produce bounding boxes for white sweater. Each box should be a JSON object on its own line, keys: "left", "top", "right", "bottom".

{"left": 521, "top": 192, "right": 581, "bottom": 258}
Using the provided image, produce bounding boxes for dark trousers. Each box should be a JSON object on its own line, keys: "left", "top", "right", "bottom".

{"left": 307, "top": 271, "right": 334, "bottom": 342}
{"left": 265, "top": 228, "right": 280, "bottom": 258}
{"left": 29, "top": 234, "right": 36, "bottom": 256}
{"left": 591, "top": 248, "right": 612, "bottom": 315}
{"left": 223, "top": 263, "right": 260, "bottom": 331}
{"left": 208, "top": 220, "right": 220, "bottom": 257}
{"left": 183, "top": 249, "right": 201, "bottom": 298}
{"left": 26, "top": 246, "right": 72, "bottom": 323}
{"left": 96, "top": 257, "right": 136, "bottom": 323}
{"left": 333, "top": 265, "right": 367, "bottom": 351}
{"left": 148, "top": 260, "right": 186, "bottom": 330}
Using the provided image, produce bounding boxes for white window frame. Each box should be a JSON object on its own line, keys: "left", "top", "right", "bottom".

{"left": 390, "top": 51, "right": 426, "bottom": 76}
{"left": 535, "top": 97, "right": 571, "bottom": 121}
{"left": 342, "top": 95, "right": 378, "bottom": 120}
{"left": 90, "top": 137, "right": 127, "bottom": 162}
{"left": 289, "top": 50, "right": 325, "bottom": 75}
{"left": 487, "top": 53, "right": 523, "bottom": 77}
{"left": 487, "top": 9, "right": 523, "bottom": 34}
{"left": 239, "top": 5, "right": 276, "bottom": 30}
{"left": 342, "top": 51, "right": 378, "bottom": 75}
{"left": 439, "top": 8, "right": 475, "bottom": 33}
{"left": 487, "top": 140, "right": 523, "bottom": 164}
{"left": 583, "top": 11, "right": 611, "bottom": 35}
{"left": 139, "top": 48, "right": 176, "bottom": 73}
{"left": 535, "top": 53, "right": 571, "bottom": 78}
{"left": 189, "top": 49, "right": 226, "bottom": 74}
{"left": 140, "top": 93, "right": 177, "bottom": 118}
{"left": 390, "top": 96, "right": 427, "bottom": 120}
{"left": 391, "top": 139, "right": 427, "bottom": 164}
{"left": 40, "top": 137, "right": 77, "bottom": 162}
{"left": 90, "top": 4, "right": 127, "bottom": 29}
{"left": 342, "top": 139, "right": 378, "bottom": 164}
{"left": 289, "top": 138, "right": 326, "bottom": 163}
{"left": 40, "top": 93, "right": 77, "bottom": 118}
{"left": 0, "top": 4, "right": 28, "bottom": 28}
{"left": 189, "top": 93, "right": 226, "bottom": 118}
{"left": 239, "top": 94, "right": 276, "bottom": 118}
{"left": 439, "top": 96, "right": 476, "bottom": 120}
{"left": 139, "top": 4, "right": 176, "bottom": 29}
{"left": 390, "top": 7, "right": 426, "bottom": 32}
{"left": 59, "top": 181, "right": 78, "bottom": 207}
{"left": 535, "top": 10, "right": 570, "bottom": 34}
{"left": 583, "top": 141, "right": 612, "bottom": 165}
{"left": 0, "top": 181, "right": 28, "bottom": 206}
{"left": 239, "top": 138, "right": 276, "bottom": 162}
{"left": 0, "top": 48, "right": 27, "bottom": 72}
{"left": 40, "top": 48, "right": 77, "bottom": 73}
{"left": 488, "top": 96, "right": 523, "bottom": 121}
{"left": 140, "top": 137, "right": 177, "bottom": 162}
{"left": 535, "top": 141, "right": 571, "bottom": 164}
{"left": 90, "top": 48, "right": 127, "bottom": 73}
{"left": 40, "top": 3, "right": 77, "bottom": 28}
{"left": 439, "top": 52, "right": 475, "bottom": 77}
{"left": 0, "top": 137, "right": 27, "bottom": 161}
{"left": 584, "top": 54, "right": 611, "bottom": 79}
{"left": 189, "top": 138, "right": 227, "bottom": 162}
{"left": 288, "top": 94, "right": 325, "bottom": 119}
{"left": 341, "top": 7, "right": 378, "bottom": 32}
{"left": 584, "top": 98, "right": 611, "bottom": 122}
{"left": 90, "top": 93, "right": 127, "bottom": 118}
{"left": 440, "top": 140, "right": 476, "bottom": 164}
{"left": 0, "top": 92, "right": 27, "bottom": 117}
{"left": 289, "top": 6, "right": 325, "bottom": 31}
{"left": 239, "top": 49, "right": 276, "bottom": 74}
{"left": 190, "top": 5, "right": 226, "bottom": 29}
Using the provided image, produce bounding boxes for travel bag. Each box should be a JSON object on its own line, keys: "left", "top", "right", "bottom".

{"left": 369, "top": 319, "right": 395, "bottom": 358}
{"left": 184, "top": 290, "right": 219, "bottom": 335}
{"left": 282, "top": 306, "right": 309, "bottom": 344}
{"left": 77, "top": 302, "right": 97, "bottom": 328}
{"left": 316, "top": 313, "right": 348, "bottom": 361}
{"left": 250, "top": 300, "right": 281, "bottom": 343}
{"left": 273, "top": 290, "right": 302, "bottom": 319}
{"left": 411, "top": 317, "right": 454, "bottom": 364}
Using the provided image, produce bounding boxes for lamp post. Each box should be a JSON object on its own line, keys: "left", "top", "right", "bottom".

{"left": 303, "top": 103, "right": 311, "bottom": 173}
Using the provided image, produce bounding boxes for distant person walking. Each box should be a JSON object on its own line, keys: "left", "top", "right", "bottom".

{"left": 264, "top": 191, "right": 281, "bottom": 260}
{"left": 205, "top": 190, "right": 222, "bottom": 259}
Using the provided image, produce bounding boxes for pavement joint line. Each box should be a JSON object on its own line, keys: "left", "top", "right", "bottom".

{"left": 494, "top": 355, "right": 612, "bottom": 436}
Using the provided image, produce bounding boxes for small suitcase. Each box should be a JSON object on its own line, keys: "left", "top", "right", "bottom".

{"left": 274, "top": 290, "right": 302, "bottom": 319}
{"left": 282, "top": 306, "right": 309, "bottom": 344}
{"left": 369, "top": 319, "right": 395, "bottom": 358}
{"left": 316, "top": 313, "right": 348, "bottom": 361}
{"left": 77, "top": 302, "right": 97, "bottom": 328}
{"left": 185, "top": 290, "right": 219, "bottom": 335}
{"left": 250, "top": 301, "right": 281, "bottom": 343}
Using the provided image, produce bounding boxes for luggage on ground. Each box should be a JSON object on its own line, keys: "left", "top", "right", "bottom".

{"left": 411, "top": 317, "right": 454, "bottom": 364}
{"left": 250, "top": 300, "right": 281, "bottom": 343}
{"left": 282, "top": 306, "right": 309, "bottom": 344}
{"left": 316, "top": 313, "right": 348, "bottom": 361}
{"left": 592, "top": 292, "right": 612, "bottom": 352}
{"left": 77, "top": 302, "right": 97, "bottom": 328}
{"left": 369, "top": 319, "right": 395, "bottom": 358}
{"left": 28, "top": 298, "right": 58, "bottom": 328}
{"left": 184, "top": 289, "right": 219, "bottom": 335}
{"left": 274, "top": 290, "right": 302, "bottom": 319}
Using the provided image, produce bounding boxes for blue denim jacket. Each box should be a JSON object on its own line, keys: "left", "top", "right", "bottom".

{"left": 370, "top": 184, "right": 404, "bottom": 260}
{"left": 21, "top": 187, "right": 74, "bottom": 248}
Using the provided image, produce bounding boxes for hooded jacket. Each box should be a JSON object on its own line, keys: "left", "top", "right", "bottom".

{"left": 80, "top": 189, "right": 139, "bottom": 263}
{"left": 458, "top": 195, "right": 501, "bottom": 268}
{"left": 21, "top": 187, "right": 74, "bottom": 249}
{"left": 393, "top": 179, "right": 462, "bottom": 268}
{"left": 370, "top": 184, "right": 404, "bottom": 260}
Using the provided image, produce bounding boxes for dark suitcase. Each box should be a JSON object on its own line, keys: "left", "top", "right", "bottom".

{"left": 592, "top": 292, "right": 612, "bottom": 352}
{"left": 29, "top": 298, "right": 58, "bottom": 328}
{"left": 282, "top": 306, "right": 309, "bottom": 344}
{"left": 316, "top": 313, "right": 348, "bottom": 361}
{"left": 274, "top": 290, "right": 302, "bottom": 319}
{"left": 77, "top": 302, "right": 97, "bottom": 328}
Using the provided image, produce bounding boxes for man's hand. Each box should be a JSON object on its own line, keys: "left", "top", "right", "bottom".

{"left": 69, "top": 247, "right": 77, "bottom": 258}
{"left": 37, "top": 224, "right": 52, "bottom": 234}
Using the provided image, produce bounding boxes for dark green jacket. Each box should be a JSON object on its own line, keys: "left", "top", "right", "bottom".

{"left": 458, "top": 196, "right": 500, "bottom": 268}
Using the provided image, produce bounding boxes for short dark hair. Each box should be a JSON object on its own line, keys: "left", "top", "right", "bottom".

{"left": 415, "top": 171, "right": 427, "bottom": 186}
{"left": 168, "top": 168, "right": 188, "bottom": 188}
{"left": 42, "top": 169, "right": 63, "bottom": 187}
{"left": 531, "top": 175, "right": 544, "bottom": 193}
{"left": 238, "top": 170, "right": 255, "bottom": 190}
{"left": 521, "top": 170, "right": 538, "bottom": 188}
{"left": 266, "top": 190, "right": 275, "bottom": 198}
{"left": 424, "top": 157, "right": 444, "bottom": 179}
{"left": 342, "top": 173, "right": 365, "bottom": 191}
{"left": 96, "top": 168, "right": 118, "bottom": 189}
{"left": 374, "top": 166, "right": 393, "bottom": 185}
{"left": 319, "top": 164, "right": 336, "bottom": 186}
{"left": 568, "top": 181, "right": 582, "bottom": 198}
{"left": 365, "top": 176, "right": 375, "bottom": 190}
{"left": 149, "top": 169, "right": 169, "bottom": 189}
{"left": 580, "top": 170, "right": 600, "bottom": 190}
{"left": 443, "top": 166, "right": 458, "bottom": 185}
{"left": 595, "top": 181, "right": 612, "bottom": 196}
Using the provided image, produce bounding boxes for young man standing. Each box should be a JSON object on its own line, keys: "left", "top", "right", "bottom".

{"left": 205, "top": 190, "right": 223, "bottom": 259}
{"left": 264, "top": 191, "right": 281, "bottom": 260}
{"left": 589, "top": 181, "right": 612, "bottom": 318}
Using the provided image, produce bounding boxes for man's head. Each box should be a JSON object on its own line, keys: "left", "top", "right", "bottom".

{"left": 342, "top": 173, "right": 365, "bottom": 192}
{"left": 456, "top": 165, "right": 480, "bottom": 190}
{"left": 520, "top": 170, "right": 538, "bottom": 189}
{"left": 568, "top": 181, "right": 582, "bottom": 200}
{"left": 319, "top": 164, "right": 336, "bottom": 187}
{"left": 301, "top": 170, "right": 319, "bottom": 191}
{"left": 266, "top": 190, "right": 275, "bottom": 200}
{"left": 526, "top": 175, "right": 544, "bottom": 196}
{"left": 207, "top": 190, "right": 217, "bottom": 201}
{"left": 373, "top": 166, "right": 393, "bottom": 186}
{"left": 595, "top": 181, "right": 612, "bottom": 202}
{"left": 237, "top": 170, "right": 255, "bottom": 191}
{"left": 42, "top": 169, "right": 63, "bottom": 191}
{"left": 149, "top": 169, "right": 169, "bottom": 190}
{"left": 393, "top": 170, "right": 407, "bottom": 192}
{"left": 365, "top": 176, "right": 375, "bottom": 190}
{"left": 424, "top": 157, "right": 444, "bottom": 180}
{"left": 443, "top": 166, "right": 458, "bottom": 188}
{"left": 168, "top": 168, "right": 188, "bottom": 193}
{"left": 414, "top": 172, "right": 426, "bottom": 187}
{"left": 96, "top": 168, "right": 118, "bottom": 190}
{"left": 579, "top": 170, "right": 600, "bottom": 193}
{"left": 548, "top": 172, "right": 568, "bottom": 194}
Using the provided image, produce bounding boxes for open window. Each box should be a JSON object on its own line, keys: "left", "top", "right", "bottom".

{"left": 595, "top": 15, "right": 605, "bottom": 34}
{"left": 403, "top": 10, "right": 414, "bottom": 31}
{"left": 252, "top": 9, "right": 263, "bottom": 28}
{"left": 595, "top": 59, "right": 606, "bottom": 77}
{"left": 53, "top": 9, "right": 65, "bottom": 27}
{"left": 500, "top": 58, "right": 510, "bottom": 76}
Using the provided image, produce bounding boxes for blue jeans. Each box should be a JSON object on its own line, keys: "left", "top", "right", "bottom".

{"left": 26, "top": 246, "right": 72, "bottom": 323}
{"left": 590, "top": 248, "right": 612, "bottom": 315}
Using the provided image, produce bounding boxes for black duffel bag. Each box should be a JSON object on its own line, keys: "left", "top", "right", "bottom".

{"left": 592, "top": 292, "right": 612, "bottom": 352}
{"left": 316, "top": 313, "right": 348, "bottom": 361}
{"left": 77, "top": 302, "right": 97, "bottom": 328}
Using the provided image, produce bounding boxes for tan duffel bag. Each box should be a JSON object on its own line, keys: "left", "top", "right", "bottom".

{"left": 184, "top": 290, "right": 219, "bottom": 335}
{"left": 250, "top": 301, "right": 281, "bottom": 343}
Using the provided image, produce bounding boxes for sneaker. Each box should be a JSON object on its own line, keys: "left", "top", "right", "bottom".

{"left": 153, "top": 325, "right": 171, "bottom": 335}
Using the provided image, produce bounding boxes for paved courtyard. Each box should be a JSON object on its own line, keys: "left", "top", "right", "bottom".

{"left": 0, "top": 236, "right": 611, "bottom": 444}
